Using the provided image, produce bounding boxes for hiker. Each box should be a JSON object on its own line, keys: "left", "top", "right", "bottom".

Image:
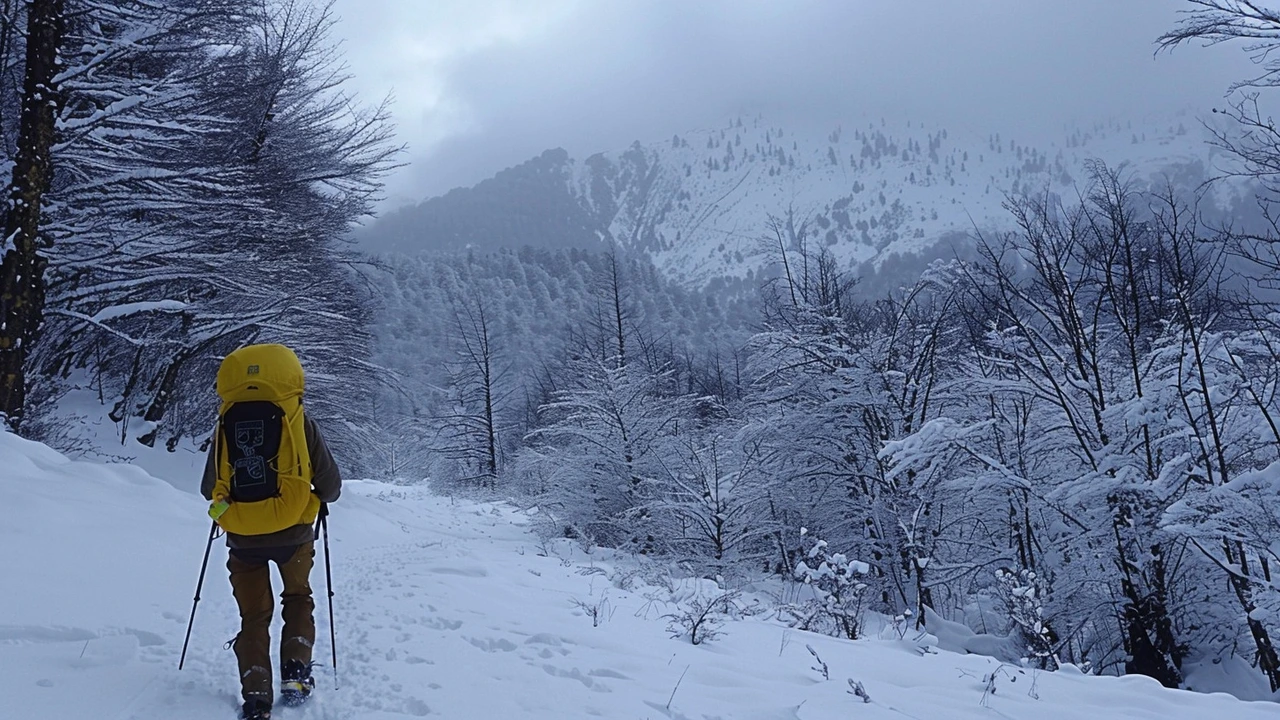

{"left": 200, "top": 344, "right": 341, "bottom": 720}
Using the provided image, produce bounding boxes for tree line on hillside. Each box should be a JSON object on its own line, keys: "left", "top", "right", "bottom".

{"left": 377, "top": 159, "right": 1279, "bottom": 691}
{"left": 367, "top": 246, "right": 757, "bottom": 485}
{"left": 0, "top": 0, "right": 397, "bottom": 470}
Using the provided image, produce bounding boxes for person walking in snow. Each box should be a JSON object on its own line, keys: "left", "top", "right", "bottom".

{"left": 200, "top": 344, "right": 341, "bottom": 720}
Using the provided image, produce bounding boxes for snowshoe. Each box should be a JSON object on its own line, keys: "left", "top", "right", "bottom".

{"left": 281, "top": 660, "right": 315, "bottom": 708}
{"left": 241, "top": 699, "right": 271, "bottom": 720}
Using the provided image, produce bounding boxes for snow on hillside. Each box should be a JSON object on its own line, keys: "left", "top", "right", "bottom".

{"left": 590, "top": 113, "right": 1233, "bottom": 285}
{"left": 4, "top": 429, "right": 1278, "bottom": 719}
{"left": 365, "top": 112, "right": 1243, "bottom": 289}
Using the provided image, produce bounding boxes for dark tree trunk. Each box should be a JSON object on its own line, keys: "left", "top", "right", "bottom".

{"left": 1113, "top": 503, "right": 1182, "bottom": 688}
{"left": 1122, "top": 587, "right": 1182, "bottom": 689}
{"left": 0, "top": 0, "right": 64, "bottom": 429}
{"left": 608, "top": 253, "right": 626, "bottom": 366}
{"left": 1224, "top": 540, "right": 1280, "bottom": 692}
{"left": 138, "top": 349, "right": 194, "bottom": 448}
{"left": 482, "top": 349, "right": 497, "bottom": 483}
{"left": 1117, "top": 550, "right": 1182, "bottom": 688}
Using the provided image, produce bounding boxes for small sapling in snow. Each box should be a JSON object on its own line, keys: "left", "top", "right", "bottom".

{"left": 665, "top": 589, "right": 740, "bottom": 645}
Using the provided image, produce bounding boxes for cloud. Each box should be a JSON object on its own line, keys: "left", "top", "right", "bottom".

{"left": 332, "top": 0, "right": 1258, "bottom": 207}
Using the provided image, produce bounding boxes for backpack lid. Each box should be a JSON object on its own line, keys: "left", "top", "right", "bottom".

{"left": 217, "top": 344, "right": 305, "bottom": 404}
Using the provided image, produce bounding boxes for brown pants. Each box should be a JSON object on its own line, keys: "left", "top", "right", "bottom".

{"left": 227, "top": 542, "right": 315, "bottom": 704}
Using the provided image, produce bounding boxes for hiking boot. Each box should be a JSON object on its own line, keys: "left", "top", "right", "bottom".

{"left": 281, "top": 659, "right": 315, "bottom": 707}
{"left": 241, "top": 699, "right": 271, "bottom": 720}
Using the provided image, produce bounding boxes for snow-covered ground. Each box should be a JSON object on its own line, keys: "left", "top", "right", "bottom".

{"left": 3, "top": 429, "right": 1279, "bottom": 719}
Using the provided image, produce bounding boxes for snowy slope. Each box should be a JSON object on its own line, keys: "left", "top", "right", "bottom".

{"left": 3, "top": 429, "right": 1279, "bottom": 719}
{"left": 365, "top": 112, "right": 1242, "bottom": 288}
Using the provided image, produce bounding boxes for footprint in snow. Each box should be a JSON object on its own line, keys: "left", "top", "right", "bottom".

{"left": 424, "top": 617, "right": 462, "bottom": 631}
{"left": 524, "top": 633, "right": 573, "bottom": 647}
{"left": 0, "top": 625, "right": 96, "bottom": 643}
{"left": 427, "top": 566, "right": 488, "bottom": 577}
{"left": 540, "top": 664, "right": 611, "bottom": 693}
{"left": 466, "top": 636, "right": 518, "bottom": 653}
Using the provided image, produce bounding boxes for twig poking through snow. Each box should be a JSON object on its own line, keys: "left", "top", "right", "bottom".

{"left": 807, "top": 644, "right": 830, "bottom": 681}
{"left": 847, "top": 678, "right": 871, "bottom": 703}
{"left": 667, "top": 664, "right": 690, "bottom": 709}
{"left": 571, "top": 595, "right": 613, "bottom": 627}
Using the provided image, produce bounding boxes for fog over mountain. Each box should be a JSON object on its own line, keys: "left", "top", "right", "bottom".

{"left": 332, "top": 0, "right": 1257, "bottom": 207}
{"left": 359, "top": 112, "right": 1253, "bottom": 294}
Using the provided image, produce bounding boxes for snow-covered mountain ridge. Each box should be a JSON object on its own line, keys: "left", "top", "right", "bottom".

{"left": 365, "top": 112, "right": 1240, "bottom": 287}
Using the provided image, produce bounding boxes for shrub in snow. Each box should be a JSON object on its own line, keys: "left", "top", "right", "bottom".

{"left": 792, "top": 535, "right": 871, "bottom": 640}
{"left": 889, "top": 609, "right": 915, "bottom": 640}
{"left": 665, "top": 589, "right": 741, "bottom": 645}
{"left": 977, "top": 664, "right": 1033, "bottom": 706}
{"left": 995, "top": 568, "right": 1057, "bottom": 670}
{"left": 571, "top": 595, "right": 615, "bottom": 627}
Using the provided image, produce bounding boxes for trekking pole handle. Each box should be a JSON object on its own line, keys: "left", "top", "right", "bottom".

{"left": 314, "top": 501, "right": 329, "bottom": 541}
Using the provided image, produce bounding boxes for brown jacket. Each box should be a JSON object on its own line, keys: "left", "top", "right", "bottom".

{"left": 201, "top": 413, "right": 341, "bottom": 549}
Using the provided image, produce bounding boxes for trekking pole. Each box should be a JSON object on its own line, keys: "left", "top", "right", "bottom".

{"left": 317, "top": 503, "right": 338, "bottom": 688}
{"left": 179, "top": 519, "right": 219, "bottom": 670}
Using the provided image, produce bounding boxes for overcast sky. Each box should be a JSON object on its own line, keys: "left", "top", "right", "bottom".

{"left": 330, "top": 0, "right": 1260, "bottom": 209}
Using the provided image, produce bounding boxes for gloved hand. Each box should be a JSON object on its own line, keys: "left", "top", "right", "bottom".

{"left": 208, "top": 496, "right": 230, "bottom": 521}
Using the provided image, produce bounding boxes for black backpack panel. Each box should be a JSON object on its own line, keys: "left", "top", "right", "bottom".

{"left": 222, "top": 400, "right": 285, "bottom": 502}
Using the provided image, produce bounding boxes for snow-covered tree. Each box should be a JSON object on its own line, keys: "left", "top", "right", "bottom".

{"left": 8, "top": 0, "right": 397, "bottom": 468}
{"left": 435, "top": 282, "right": 512, "bottom": 488}
{"left": 643, "top": 431, "right": 774, "bottom": 571}
{"left": 743, "top": 236, "right": 960, "bottom": 627}
{"left": 525, "top": 356, "right": 690, "bottom": 547}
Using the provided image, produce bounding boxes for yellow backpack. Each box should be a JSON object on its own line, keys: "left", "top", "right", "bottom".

{"left": 210, "top": 344, "right": 319, "bottom": 535}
